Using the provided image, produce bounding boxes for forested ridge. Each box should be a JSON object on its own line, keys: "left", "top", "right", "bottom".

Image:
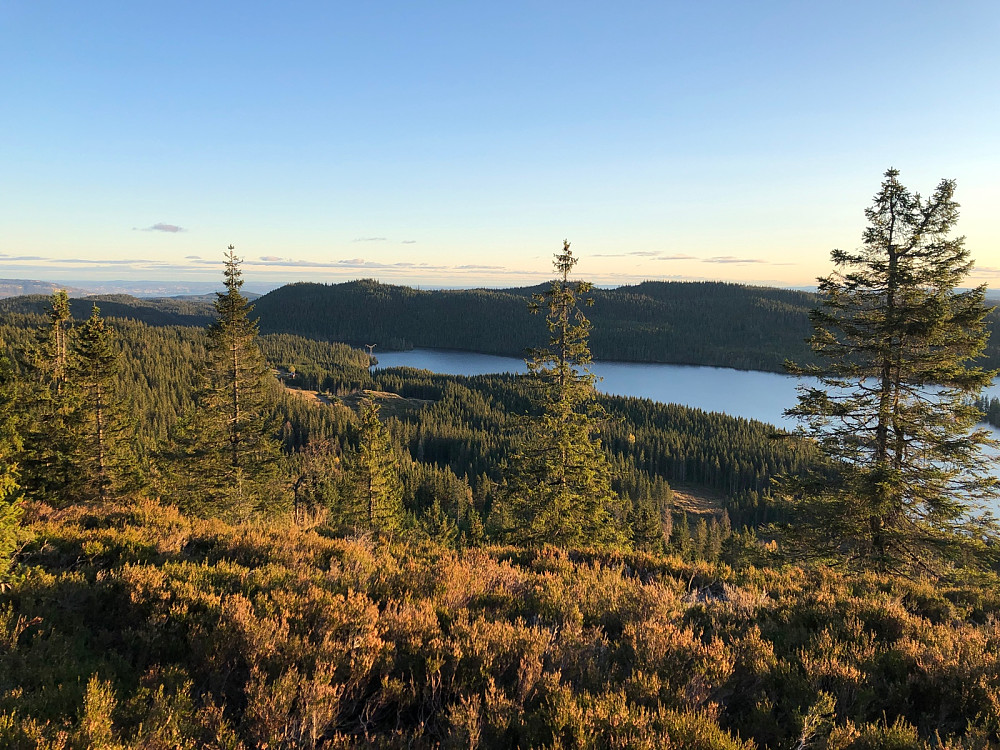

{"left": 0, "top": 294, "right": 216, "bottom": 329}
{"left": 250, "top": 280, "right": 821, "bottom": 372}
{"left": 250, "top": 279, "right": 1000, "bottom": 373}
{"left": 7, "top": 279, "right": 1000, "bottom": 374}
{"left": 0, "top": 281, "right": 821, "bottom": 372}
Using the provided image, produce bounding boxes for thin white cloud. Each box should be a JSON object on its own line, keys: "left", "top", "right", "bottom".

{"left": 703, "top": 256, "right": 767, "bottom": 264}
{"left": 136, "top": 223, "right": 185, "bottom": 233}
{"left": 352, "top": 237, "right": 388, "bottom": 243}
{"left": 969, "top": 266, "right": 1000, "bottom": 277}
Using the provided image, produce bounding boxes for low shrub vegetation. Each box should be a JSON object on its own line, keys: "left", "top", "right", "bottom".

{"left": 2, "top": 499, "right": 998, "bottom": 748}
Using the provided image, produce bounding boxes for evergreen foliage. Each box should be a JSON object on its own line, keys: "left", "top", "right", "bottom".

{"left": 340, "top": 398, "right": 403, "bottom": 532}
{"left": 974, "top": 394, "right": 1000, "bottom": 428}
{"left": 250, "top": 278, "right": 822, "bottom": 372}
{"left": 15, "top": 292, "right": 86, "bottom": 503}
{"left": 72, "top": 304, "right": 132, "bottom": 501}
{"left": 783, "top": 169, "right": 999, "bottom": 574}
{"left": 498, "top": 243, "right": 625, "bottom": 547}
{"left": 0, "top": 292, "right": 215, "bottom": 328}
{"left": 0, "top": 346, "right": 23, "bottom": 580}
{"left": 1, "top": 304, "right": 814, "bottom": 543}
{"left": 169, "top": 248, "right": 281, "bottom": 519}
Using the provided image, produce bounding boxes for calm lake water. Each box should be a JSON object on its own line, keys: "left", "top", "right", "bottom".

{"left": 377, "top": 348, "right": 1000, "bottom": 431}
{"left": 375, "top": 349, "right": 806, "bottom": 427}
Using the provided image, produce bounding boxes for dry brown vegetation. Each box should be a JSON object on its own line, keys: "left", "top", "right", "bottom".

{"left": 2, "top": 499, "right": 999, "bottom": 749}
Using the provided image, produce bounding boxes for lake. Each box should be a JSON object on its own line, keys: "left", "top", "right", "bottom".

{"left": 377, "top": 348, "right": 1000, "bottom": 430}
{"left": 375, "top": 349, "right": 807, "bottom": 427}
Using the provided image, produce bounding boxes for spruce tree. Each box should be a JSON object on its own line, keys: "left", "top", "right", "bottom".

{"left": 631, "top": 494, "right": 666, "bottom": 552}
{"left": 171, "top": 247, "right": 280, "bottom": 518}
{"left": 73, "top": 305, "right": 129, "bottom": 502}
{"left": 0, "top": 345, "right": 24, "bottom": 580}
{"left": 499, "top": 241, "right": 624, "bottom": 547}
{"left": 16, "top": 291, "right": 85, "bottom": 503}
{"left": 341, "top": 398, "right": 403, "bottom": 533}
{"left": 47, "top": 290, "right": 71, "bottom": 394}
{"left": 783, "top": 169, "right": 999, "bottom": 574}
{"left": 671, "top": 511, "right": 691, "bottom": 559}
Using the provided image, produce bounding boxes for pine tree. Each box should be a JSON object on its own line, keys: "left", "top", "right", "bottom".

{"left": 671, "top": 511, "right": 692, "bottom": 559}
{"left": 341, "top": 398, "right": 403, "bottom": 532}
{"left": 73, "top": 305, "right": 122, "bottom": 501}
{"left": 783, "top": 169, "right": 999, "bottom": 574}
{"left": 694, "top": 516, "right": 709, "bottom": 560}
{"left": 16, "top": 291, "right": 85, "bottom": 503}
{"left": 631, "top": 494, "right": 666, "bottom": 552}
{"left": 170, "top": 247, "right": 280, "bottom": 518}
{"left": 0, "top": 344, "right": 24, "bottom": 580}
{"left": 499, "top": 241, "right": 625, "bottom": 547}
{"left": 47, "top": 290, "right": 72, "bottom": 393}
{"left": 421, "top": 498, "right": 459, "bottom": 546}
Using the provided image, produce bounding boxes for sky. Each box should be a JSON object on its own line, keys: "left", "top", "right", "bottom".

{"left": 2, "top": 1, "right": 999, "bottom": 290}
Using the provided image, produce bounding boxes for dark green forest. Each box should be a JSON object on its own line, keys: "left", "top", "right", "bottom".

{"left": 0, "top": 294, "right": 216, "bottom": 329}
{"left": 0, "top": 309, "right": 801, "bottom": 538}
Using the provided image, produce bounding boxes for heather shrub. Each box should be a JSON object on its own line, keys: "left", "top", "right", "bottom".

{"left": 3, "top": 500, "right": 999, "bottom": 748}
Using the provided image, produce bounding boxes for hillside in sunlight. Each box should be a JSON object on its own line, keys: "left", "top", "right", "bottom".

{"left": 5, "top": 499, "right": 1000, "bottom": 749}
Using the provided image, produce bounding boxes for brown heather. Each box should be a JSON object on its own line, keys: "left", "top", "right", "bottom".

{"left": 2, "top": 499, "right": 1000, "bottom": 749}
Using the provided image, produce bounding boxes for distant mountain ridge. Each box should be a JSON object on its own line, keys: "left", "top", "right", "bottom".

{"left": 0, "top": 278, "right": 273, "bottom": 298}
{"left": 0, "top": 293, "right": 216, "bottom": 328}
{"left": 0, "top": 279, "right": 90, "bottom": 299}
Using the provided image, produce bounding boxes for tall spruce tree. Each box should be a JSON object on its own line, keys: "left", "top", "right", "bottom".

{"left": 73, "top": 305, "right": 128, "bottom": 502}
{"left": 170, "top": 247, "right": 279, "bottom": 518}
{"left": 0, "top": 344, "right": 24, "bottom": 580}
{"left": 47, "top": 290, "right": 71, "bottom": 394}
{"left": 498, "top": 241, "right": 624, "bottom": 547}
{"left": 340, "top": 398, "right": 403, "bottom": 533}
{"left": 17, "top": 291, "right": 85, "bottom": 503}
{"left": 783, "top": 169, "right": 998, "bottom": 574}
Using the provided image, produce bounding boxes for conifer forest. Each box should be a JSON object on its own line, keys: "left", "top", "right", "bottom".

{"left": 2, "top": 171, "right": 1000, "bottom": 748}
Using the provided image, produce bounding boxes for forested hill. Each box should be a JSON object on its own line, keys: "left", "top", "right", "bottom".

{"left": 253, "top": 279, "right": 823, "bottom": 372}
{"left": 0, "top": 293, "right": 215, "bottom": 328}
{"left": 8, "top": 280, "right": 1000, "bottom": 373}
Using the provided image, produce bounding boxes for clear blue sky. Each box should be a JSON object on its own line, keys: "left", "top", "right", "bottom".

{"left": 2, "top": 1, "right": 998, "bottom": 288}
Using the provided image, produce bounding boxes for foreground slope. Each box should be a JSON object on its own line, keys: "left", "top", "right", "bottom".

{"left": 4, "top": 500, "right": 999, "bottom": 748}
